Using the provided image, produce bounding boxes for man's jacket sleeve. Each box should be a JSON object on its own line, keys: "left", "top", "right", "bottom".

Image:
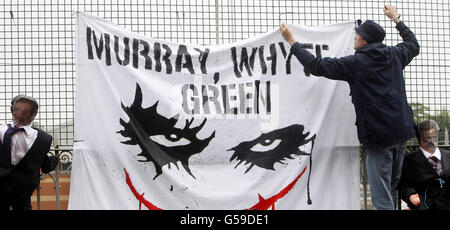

{"left": 393, "top": 21, "right": 420, "bottom": 68}
{"left": 397, "top": 155, "right": 419, "bottom": 208}
{"left": 41, "top": 134, "right": 58, "bottom": 173}
{"left": 290, "top": 42, "right": 355, "bottom": 83}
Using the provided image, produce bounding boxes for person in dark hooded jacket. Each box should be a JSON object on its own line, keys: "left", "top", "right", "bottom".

{"left": 280, "top": 5, "right": 420, "bottom": 210}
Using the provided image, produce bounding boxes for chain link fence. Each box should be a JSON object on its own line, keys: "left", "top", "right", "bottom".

{"left": 0, "top": 0, "right": 449, "bottom": 210}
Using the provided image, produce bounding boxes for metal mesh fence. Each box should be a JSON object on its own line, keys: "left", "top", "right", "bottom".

{"left": 0, "top": 0, "right": 449, "bottom": 147}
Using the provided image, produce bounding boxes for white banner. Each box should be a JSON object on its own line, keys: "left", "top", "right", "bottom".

{"left": 69, "top": 12, "right": 360, "bottom": 210}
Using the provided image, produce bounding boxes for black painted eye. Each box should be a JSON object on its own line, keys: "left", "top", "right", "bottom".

{"left": 261, "top": 138, "right": 275, "bottom": 146}
{"left": 228, "top": 124, "right": 316, "bottom": 173}
{"left": 118, "top": 83, "right": 215, "bottom": 179}
{"left": 250, "top": 139, "right": 280, "bottom": 152}
{"left": 166, "top": 133, "right": 181, "bottom": 142}
{"left": 149, "top": 134, "right": 191, "bottom": 147}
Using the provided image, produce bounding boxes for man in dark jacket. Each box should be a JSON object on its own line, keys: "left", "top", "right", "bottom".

{"left": 0, "top": 95, "right": 58, "bottom": 210}
{"left": 280, "top": 5, "right": 420, "bottom": 209}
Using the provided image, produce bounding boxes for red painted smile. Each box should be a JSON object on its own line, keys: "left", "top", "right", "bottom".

{"left": 124, "top": 166, "right": 307, "bottom": 210}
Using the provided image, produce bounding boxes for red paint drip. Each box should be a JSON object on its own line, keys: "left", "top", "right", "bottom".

{"left": 246, "top": 166, "right": 307, "bottom": 210}
{"left": 124, "top": 166, "right": 307, "bottom": 210}
{"left": 124, "top": 168, "right": 162, "bottom": 210}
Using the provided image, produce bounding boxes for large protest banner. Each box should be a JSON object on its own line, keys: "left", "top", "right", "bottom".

{"left": 69, "top": 12, "right": 360, "bottom": 209}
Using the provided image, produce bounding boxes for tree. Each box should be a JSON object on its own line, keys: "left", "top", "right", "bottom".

{"left": 410, "top": 102, "right": 430, "bottom": 124}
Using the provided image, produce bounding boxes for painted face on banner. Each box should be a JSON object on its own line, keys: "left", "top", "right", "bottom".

{"left": 117, "top": 82, "right": 316, "bottom": 210}
{"left": 76, "top": 14, "right": 357, "bottom": 210}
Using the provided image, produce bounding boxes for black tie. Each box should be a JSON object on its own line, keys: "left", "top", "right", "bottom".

{"left": 3, "top": 124, "right": 25, "bottom": 155}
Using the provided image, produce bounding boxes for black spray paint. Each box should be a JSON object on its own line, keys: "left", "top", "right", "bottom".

{"left": 228, "top": 124, "right": 316, "bottom": 173}
{"left": 86, "top": 27, "right": 329, "bottom": 79}
{"left": 117, "top": 83, "right": 215, "bottom": 179}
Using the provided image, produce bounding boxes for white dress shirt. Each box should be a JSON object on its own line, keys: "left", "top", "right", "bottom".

{"left": 419, "top": 146, "right": 442, "bottom": 161}
{"left": 0, "top": 122, "right": 38, "bottom": 165}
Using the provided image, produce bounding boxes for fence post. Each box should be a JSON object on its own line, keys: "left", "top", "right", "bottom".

{"left": 54, "top": 147, "right": 60, "bottom": 210}
{"left": 36, "top": 182, "right": 41, "bottom": 210}
{"left": 445, "top": 127, "right": 449, "bottom": 146}
{"left": 215, "top": 0, "right": 219, "bottom": 45}
{"left": 361, "top": 148, "right": 368, "bottom": 210}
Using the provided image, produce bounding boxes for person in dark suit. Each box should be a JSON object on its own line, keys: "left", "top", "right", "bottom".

{"left": 398, "top": 120, "right": 450, "bottom": 210}
{"left": 0, "top": 95, "right": 58, "bottom": 210}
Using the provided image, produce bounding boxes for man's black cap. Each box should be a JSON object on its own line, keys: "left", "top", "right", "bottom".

{"left": 355, "top": 20, "right": 386, "bottom": 44}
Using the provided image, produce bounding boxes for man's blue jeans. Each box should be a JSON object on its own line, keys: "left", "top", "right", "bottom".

{"left": 365, "top": 142, "right": 407, "bottom": 210}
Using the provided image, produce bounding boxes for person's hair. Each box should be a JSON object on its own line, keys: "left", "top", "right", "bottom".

{"left": 416, "top": 119, "right": 439, "bottom": 141}
{"left": 10, "top": 95, "right": 39, "bottom": 120}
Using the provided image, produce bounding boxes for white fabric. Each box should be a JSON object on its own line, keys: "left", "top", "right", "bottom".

{"left": 69, "top": 12, "right": 360, "bottom": 210}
